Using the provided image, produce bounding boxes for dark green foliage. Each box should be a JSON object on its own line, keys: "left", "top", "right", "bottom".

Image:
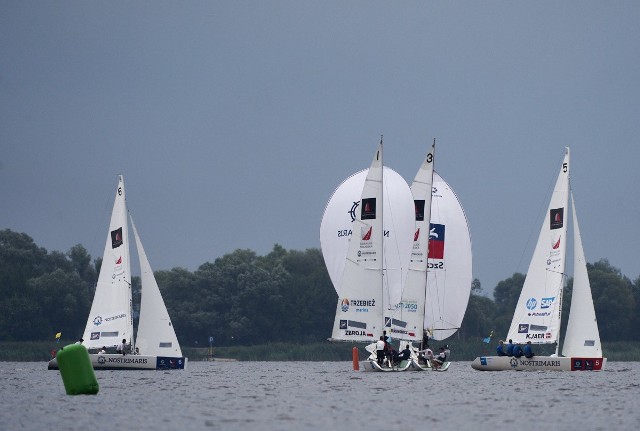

{"left": 1, "top": 228, "right": 639, "bottom": 362}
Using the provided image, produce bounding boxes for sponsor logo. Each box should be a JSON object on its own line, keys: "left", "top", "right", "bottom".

{"left": 341, "top": 298, "right": 376, "bottom": 312}
{"left": 510, "top": 358, "right": 518, "bottom": 368}
{"left": 97, "top": 356, "right": 106, "bottom": 364}
{"left": 550, "top": 208, "right": 564, "bottom": 230}
{"left": 526, "top": 298, "right": 537, "bottom": 310}
{"left": 414, "top": 200, "right": 425, "bottom": 222}
{"left": 528, "top": 312, "right": 551, "bottom": 317}
{"left": 105, "top": 313, "right": 126, "bottom": 322}
{"left": 541, "top": 297, "right": 555, "bottom": 309}
{"left": 339, "top": 320, "right": 347, "bottom": 329}
{"left": 518, "top": 324, "right": 529, "bottom": 333}
{"left": 90, "top": 332, "right": 100, "bottom": 340}
{"left": 105, "top": 357, "right": 148, "bottom": 365}
{"left": 361, "top": 198, "right": 376, "bottom": 220}
{"left": 394, "top": 301, "right": 418, "bottom": 311}
{"left": 93, "top": 316, "right": 103, "bottom": 326}
{"left": 337, "top": 229, "right": 352, "bottom": 238}
{"left": 345, "top": 330, "right": 366, "bottom": 336}
{"left": 480, "top": 357, "right": 488, "bottom": 366}
{"left": 111, "top": 227, "right": 123, "bottom": 248}
{"left": 341, "top": 299, "right": 349, "bottom": 312}
{"left": 361, "top": 226, "right": 372, "bottom": 241}
{"left": 414, "top": 228, "right": 420, "bottom": 242}
{"left": 348, "top": 201, "right": 359, "bottom": 222}
{"left": 552, "top": 236, "right": 561, "bottom": 250}
{"left": 427, "top": 261, "right": 444, "bottom": 269}
{"left": 428, "top": 224, "right": 445, "bottom": 259}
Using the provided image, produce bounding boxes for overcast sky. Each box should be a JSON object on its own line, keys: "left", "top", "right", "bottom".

{"left": 2, "top": 1, "right": 639, "bottom": 293}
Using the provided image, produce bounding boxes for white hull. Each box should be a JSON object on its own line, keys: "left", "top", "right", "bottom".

{"left": 409, "top": 358, "right": 450, "bottom": 371}
{"left": 361, "top": 359, "right": 412, "bottom": 372}
{"left": 471, "top": 355, "right": 606, "bottom": 371}
{"left": 48, "top": 354, "right": 187, "bottom": 370}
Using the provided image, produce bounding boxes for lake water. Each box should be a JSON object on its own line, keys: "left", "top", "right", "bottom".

{"left": 1, "top": 361, "right": 638, "bottom": 430}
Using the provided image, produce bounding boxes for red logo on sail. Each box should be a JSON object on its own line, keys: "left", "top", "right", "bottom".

{"left": 361, "top": 226, "right": 372, "bottom": 241}
{"left": 414, "top": 228, "right": 420, "bottom": 242}
{"left": 115, "top": 256, "right": 122, "bottom": 265}
{"left": 428, "top": 224, "right": 445, "bottom": 259}
{"left": 552, "top": 236, "right": 561, "bottom": 250}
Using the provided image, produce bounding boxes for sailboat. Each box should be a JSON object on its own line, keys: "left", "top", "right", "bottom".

{"left": 48, "top": 175, "right": 187, "bottom": 370}
{"left": 389, "top": 142, "right": 472, "bottom": 371}
{"left": 472, "top": 148, "right": 605, "bottom": 371}
{"left": 323, "top": 138, "right": 415, "bottom": 371}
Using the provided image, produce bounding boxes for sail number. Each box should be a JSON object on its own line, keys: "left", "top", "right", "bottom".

{"left": 426, "top": 153, "right": 433, "bottom": 164}
{"left": 562, "top": 163, "right": 568, "bottom": 173}
{"left": 118, "top": 186, "right": 123, "bottom": 196}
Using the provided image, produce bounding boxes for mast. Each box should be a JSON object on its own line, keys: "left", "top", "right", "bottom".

{"left": 379, "top": 135, "right": 385, "bottom": 335}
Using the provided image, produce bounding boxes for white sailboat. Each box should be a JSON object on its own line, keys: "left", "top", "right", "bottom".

{"left": 472, "top": 148, "right": 605, "bottom": 371}
{"left": 49, "top": 175, "right": 187, "bottom": 370}
{"left": 391, "top": 142, "right": 472, "bottom": 371}
{"left": 323, "top": 138, "right": 415, "bottom": 371}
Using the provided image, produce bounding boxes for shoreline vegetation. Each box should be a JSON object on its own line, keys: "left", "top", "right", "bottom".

{"left": 3, "top": 340, "right": 639, "bottom": 363}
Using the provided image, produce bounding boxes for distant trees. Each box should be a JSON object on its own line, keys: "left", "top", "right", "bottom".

{"left": 0, "top": 228, "right": 638, "bottom": 347}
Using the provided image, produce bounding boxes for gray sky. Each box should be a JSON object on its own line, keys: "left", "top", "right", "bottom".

{"left": 2, "top": 2, "right": 639, "bottom": 293}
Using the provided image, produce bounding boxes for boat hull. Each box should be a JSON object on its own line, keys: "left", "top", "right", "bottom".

{"left": 409, "top": 358, "right": 450, "bottom": 371}
{"left": 361, "top": 359, "right": 412, "bottom": 372}
{"left": 48, "top": 354, "right": 188, "bottom": 370}
{"left": 471, "top": 356, "right": 606, "bottom": 371}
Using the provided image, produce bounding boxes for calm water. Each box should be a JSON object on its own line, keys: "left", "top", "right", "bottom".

{"left": 1, "top": 361, "right": 638, "bottom": 430}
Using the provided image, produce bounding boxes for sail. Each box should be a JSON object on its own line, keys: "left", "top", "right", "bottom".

{"left": 82, "top": 175, "right": 134, "bottom": 350}
{"left": 506, "top": 148, "right": 570, "bottom": 345}
{"left": 131, "top": 216, "right": 183, "bottom": 357}
{"left": 320, "top": 168, "right": 415, "bottom": 301}
{"left": 329, "top": 141, "right": 414, "bottom": 342}
{"left": 424, "top": 171, "right": 473, "bottom": 340}
{"left": 562, "top": 193, "right": 602, "bottom": 357}
{"left": 391, "top": 142, "right": 435, "bottom": 341}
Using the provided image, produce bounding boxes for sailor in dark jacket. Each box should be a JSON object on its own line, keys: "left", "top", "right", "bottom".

{"left": 513, "top": 343, "right": 524, "bottom": 358}
{"left": 523, "top": 341, "right": 534, "bottom": 358}
{"left": 496, "top": 340, "right": 506, "bottom": 356}
{"left": 506, "top": 339, "right": 515, "bottom": 356}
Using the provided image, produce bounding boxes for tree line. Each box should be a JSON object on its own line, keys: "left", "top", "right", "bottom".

{"left": 1, "top": 228, "right": 638, "bottom": 348}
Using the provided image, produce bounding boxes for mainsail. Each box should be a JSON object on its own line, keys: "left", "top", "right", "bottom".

{"left": 327, "top": 140, "right": 414, "bottom": 342}
{"left": 506, "top": 149, "right": 570, "bottom": 345}
{"left": 390, "top": 142, "right": 435, "bottom": 342}
{"left": 82, "top": 175, "right": 134, "bottom": 350}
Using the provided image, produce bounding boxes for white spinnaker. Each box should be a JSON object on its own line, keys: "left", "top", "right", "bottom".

{"left": 131, "top": 216, "right": 182, "bottom": 357}
{"left": 82, "top": 175, "right": 134, "bottom": 350}
{"left": 424, "top": 172, "right": 473, "bottom": 341}
{"left": 328, "top": 141, "right": 414, "bottom": 342}
{"left": 506, "top": 148, "right": 570, "bottom": 345}
{"left": 320, "top": 169, "right": 415, "bottom": 309}
{"left": 391, "top": 143, "right": 435, "bottom": 342}
{"left": 562, "top": 193, "right": 601, "bottom": 357}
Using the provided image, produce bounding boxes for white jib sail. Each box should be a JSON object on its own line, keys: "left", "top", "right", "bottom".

{"left": 562, "top": 192, "right": 602, "bottom": 357}
{"left": 82, "top": 175, "right": 134, "bottom": 350}
{"left": 391, "top": 142, "right": 435, "bottom": 342}
{"left": 506, "top": 148, "right": 570, "bottom": 345}
{"left": 131, "top": 216, "right": 182, "bottom": 357}
{"left": 424, "top": 171, "right": 473, "bottom": 341}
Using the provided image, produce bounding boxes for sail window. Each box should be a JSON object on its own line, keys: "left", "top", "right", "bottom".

{"left": 100, "top": 332, "right": 119, "bottom": 337}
